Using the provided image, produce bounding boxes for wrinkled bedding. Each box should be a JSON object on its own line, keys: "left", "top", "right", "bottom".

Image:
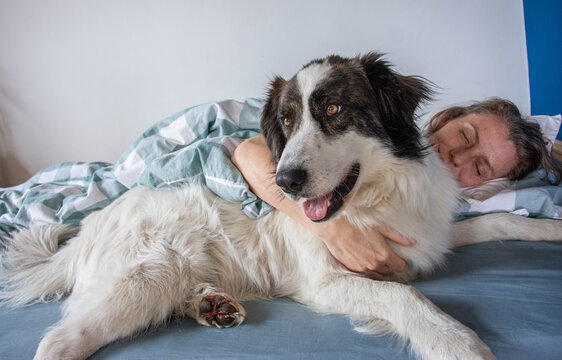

{"left": 1, "top": 99, "right": 561, "bottom": 241}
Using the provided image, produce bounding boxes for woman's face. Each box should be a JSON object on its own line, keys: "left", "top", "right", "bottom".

{"left": 429, "top": 113, "right": 518, "bottom": 187}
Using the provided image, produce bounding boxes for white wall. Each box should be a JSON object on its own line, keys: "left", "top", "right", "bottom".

{"left": 0, "top": 0, "right": 529, "bottom": 186}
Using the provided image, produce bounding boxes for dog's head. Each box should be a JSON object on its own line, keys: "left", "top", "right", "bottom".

{"left": 261, "top": 53, "right": 432, "bottom": 222}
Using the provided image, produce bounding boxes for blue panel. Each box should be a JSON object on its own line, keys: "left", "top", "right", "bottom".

{"left": 523, "top": 0, "right": 562, "bottom": 139}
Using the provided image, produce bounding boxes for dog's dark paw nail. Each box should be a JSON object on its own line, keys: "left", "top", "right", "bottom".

{"left": 197, "top": 294, "right": 245, "bottom": 328}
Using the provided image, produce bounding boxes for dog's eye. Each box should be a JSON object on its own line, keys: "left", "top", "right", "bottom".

{"left": 283, "top": 117, "right": 292, "bottom": 127}
{"left": 326, "top": 104, "right": 341, "bottom": 116}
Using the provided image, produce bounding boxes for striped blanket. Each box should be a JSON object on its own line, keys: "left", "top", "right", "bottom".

{"left": 1, "top": 99, "right": 560, "bottom": 241}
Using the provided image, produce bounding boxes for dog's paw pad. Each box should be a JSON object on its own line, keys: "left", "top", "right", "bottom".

{"left": 198, "top": 294, "right": 245, "bottom": 328}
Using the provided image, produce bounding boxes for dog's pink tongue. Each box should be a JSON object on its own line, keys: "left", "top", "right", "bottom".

{"left": 303, "top": 193, "right": 332, "bottom": 221}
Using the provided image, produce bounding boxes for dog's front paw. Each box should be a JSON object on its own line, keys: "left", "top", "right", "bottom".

{"left": 197, "top": 294, "right": 246, "bottom": 328}
{"left": 34, "top": 328, "right": 88, "bottom": 360}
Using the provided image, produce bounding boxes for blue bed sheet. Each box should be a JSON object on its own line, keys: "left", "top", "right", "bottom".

{"left": 1, "top": 241, "right": 560, "bottom": 360}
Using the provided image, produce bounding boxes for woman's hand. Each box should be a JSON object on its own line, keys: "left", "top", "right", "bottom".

{"left": 232, "top": 135, "right": 415, "bottom": 279}
{"left": 309, "top": 218, "right": 415, "bottom": 279}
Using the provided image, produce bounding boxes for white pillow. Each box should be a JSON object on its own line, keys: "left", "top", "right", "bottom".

{"left": 528, "top": 114, "right": 561, "bottom": 151}
{"left": 461, "top": 177, "right": 511, "bottom": 201}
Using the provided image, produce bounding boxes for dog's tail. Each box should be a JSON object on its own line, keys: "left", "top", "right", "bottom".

{"left": 0, "top": 225, "right": 79, "bottom": 306}
{"left": 451, "top": 213, "right": 562, "bottom": 247}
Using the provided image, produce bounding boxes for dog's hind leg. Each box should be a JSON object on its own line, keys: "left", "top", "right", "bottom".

{"left": 34, "top": 270, "right": 184, "bottom": 360}
{"left": 297, "top": 274, "right": 495, "bottom": 360}
{"left": 452, "top": 213, "right": 562, "bottom": 247}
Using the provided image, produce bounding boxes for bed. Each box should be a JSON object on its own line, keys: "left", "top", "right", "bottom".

{"left": 1, "top": 99, "right": 561, "bottom": 359}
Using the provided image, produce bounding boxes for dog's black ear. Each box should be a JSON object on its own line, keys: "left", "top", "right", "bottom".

{"left": 261, "top": 76, "right": 287, "bottom": 164}
{"left": 359, "top": 52, "right": 432, "bottom": 158}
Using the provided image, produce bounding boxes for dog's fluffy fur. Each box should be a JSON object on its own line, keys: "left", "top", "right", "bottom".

{"left": 2, "top": 53, "right": 561, "bottom": 360}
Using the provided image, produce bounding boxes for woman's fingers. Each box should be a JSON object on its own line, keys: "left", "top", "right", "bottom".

{"left": 377, "top": 225, "right": 416, "bottom": 247}
{"left": 329, "top": 227, "right": 408, "bottom": 275}
{"left": 380, "top": 249, "right": 407, "bottom": 273}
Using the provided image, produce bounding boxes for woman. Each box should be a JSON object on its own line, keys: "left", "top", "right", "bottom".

{"left": 231, "top": 98, "right": 562, "bottom": 279}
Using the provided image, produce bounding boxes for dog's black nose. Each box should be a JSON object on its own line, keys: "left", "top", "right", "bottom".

{"left": 276, "top": 168, "right": 308, "bottom": 194}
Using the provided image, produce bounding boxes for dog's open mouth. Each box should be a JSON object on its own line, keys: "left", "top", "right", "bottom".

{"left": 303, "top": 164, "right": 360, "bottom": 222}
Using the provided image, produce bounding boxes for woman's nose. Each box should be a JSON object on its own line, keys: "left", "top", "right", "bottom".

{"left": 451, "top": 149, "right": 471, "bottom": 167}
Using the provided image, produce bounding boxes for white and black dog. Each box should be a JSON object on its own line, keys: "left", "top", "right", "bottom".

{"left": 1, "top": 53, "right": 561, "bottom": 359}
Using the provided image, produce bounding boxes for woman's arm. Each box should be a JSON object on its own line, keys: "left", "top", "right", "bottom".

{"left": 231, "top": 135, "right": 415, "bottom": 279}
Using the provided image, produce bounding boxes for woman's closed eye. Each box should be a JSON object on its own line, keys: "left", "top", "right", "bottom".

{"left": 461, "top": 130, "right": 470, "bottom": 145}
{"left": 460, "top": 124, "right": 477, "bottom": 146}
{"left": 474, "top": 160, "right": 491, "bottom": 179}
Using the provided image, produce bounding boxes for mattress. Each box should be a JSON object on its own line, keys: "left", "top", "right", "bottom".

{"left": 1, "top": 241, "right": 560, "bottom": 360}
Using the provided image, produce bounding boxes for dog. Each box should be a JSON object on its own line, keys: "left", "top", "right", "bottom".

{"left": 1, "top": 53, "right": 561, "bottom": 360}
